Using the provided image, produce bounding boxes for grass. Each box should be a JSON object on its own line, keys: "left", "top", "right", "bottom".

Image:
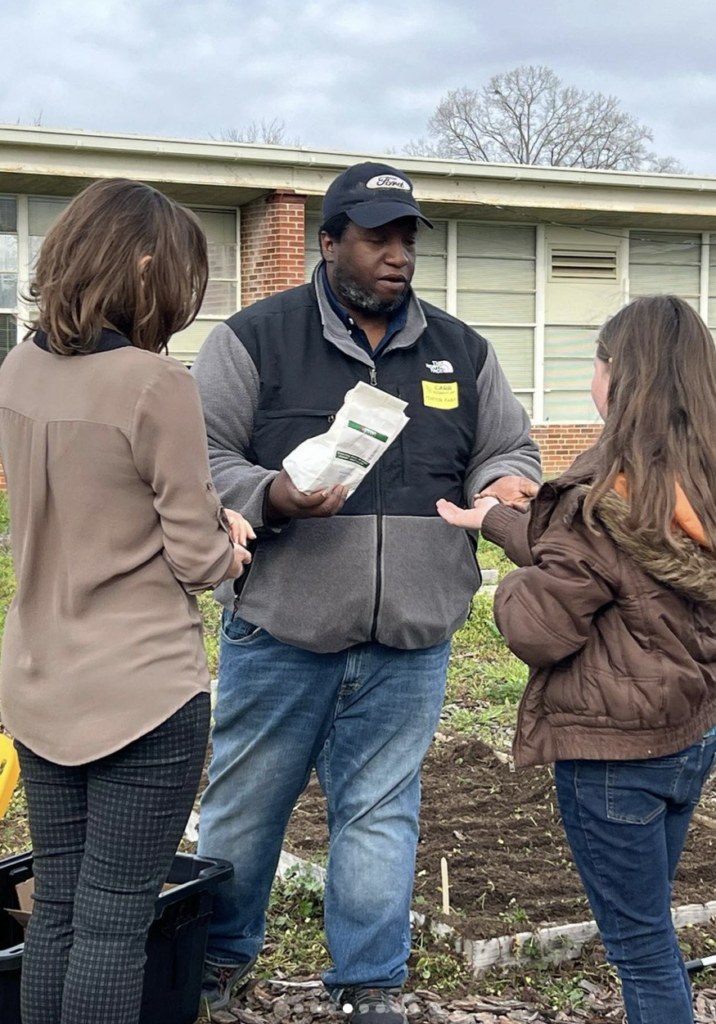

{"left": 443, "top": 541, "right": 527, "bottom": 750}
{"left": 478, "top": 538, "right": 515, "bottom": 583}
{"left": 198, "top": 592, "right": 222, "bottom": 678}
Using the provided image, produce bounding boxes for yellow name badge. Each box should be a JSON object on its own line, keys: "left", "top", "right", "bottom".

{"left": 422, "top": 381, "right": 459, "bottom": 410}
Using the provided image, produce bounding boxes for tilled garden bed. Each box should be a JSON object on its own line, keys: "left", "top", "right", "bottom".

{"left": 286, "top": 736, "right": 716, "bottom": 939}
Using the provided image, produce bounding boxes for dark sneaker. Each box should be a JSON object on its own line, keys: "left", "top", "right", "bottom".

{"left": 200, "top": 957, "right": 257, "bottom": 1013}
{"left": 340, "top": 987, "right": 406, "bottom": 1024}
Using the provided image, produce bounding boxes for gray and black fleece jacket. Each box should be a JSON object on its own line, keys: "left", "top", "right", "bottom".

{"left": 191, "top": 267, "right": 541, "bottom": 653}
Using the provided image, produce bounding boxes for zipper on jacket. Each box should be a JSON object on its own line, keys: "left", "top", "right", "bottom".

{"left": 369, "top": 362, "right": 383, "bottom": 640}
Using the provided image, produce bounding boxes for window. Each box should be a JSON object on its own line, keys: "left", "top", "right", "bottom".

{"left": 412, "top": 220, "right": 447, "bottom": 310}
{"left": 708, "top": 237, "right": 716, "bottom": 343}
{"left": 544, "top": 327, "right": 601, "bottom": 422}
{"left": 629, "top": 231, "right": 701, "bottom": 307}
{"left": 169, "top": 207, "right": 238, "bottom": 363}
{"left": 305, "top": 211, "right": 323, "bottom": 280}
{"left": 0, "top": 198, "right": 18, "bottom": 365}
{"left": 0, "top": 314, "right": 16, "bottom": 363}
{"left": 195, "top": 209, "right": 238, "bottom": 316}
{"left": 28, "top": 198, "right": 70, "bottom": 269}
{"left": 457, "top": 223, "right": 536, "bottom": 417}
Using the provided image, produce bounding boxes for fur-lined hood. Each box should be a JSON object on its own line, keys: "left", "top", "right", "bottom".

{"left": 591, "top": 486, "right": 716, "bottom": 605}
{"left": 526, "top": 448, "right": 716, "bottom": 605}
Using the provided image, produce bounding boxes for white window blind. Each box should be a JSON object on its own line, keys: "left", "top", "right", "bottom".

{"left": 305, "top": 211, "right": 323, "bottom": 281}
{"left": 708, "top": 238, "right": 716, "bottom": 342}
{"left": 629, "top": 231, "right": 700, "bottom": 306}
{"left": 457, "top": 223, "right": 536, "bottom": 416}
{"left": 170, "top": 207, "right": 238, "bottom": 363}
{"left": 0, "top": 197, "right": 18, "bottom": 365}
{"left": 544, "top": 326, "right": 601, "bottom": 422}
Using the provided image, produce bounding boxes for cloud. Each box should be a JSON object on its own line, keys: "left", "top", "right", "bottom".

{"left": 2, "top": 0, "right": 716, "bottom": 172}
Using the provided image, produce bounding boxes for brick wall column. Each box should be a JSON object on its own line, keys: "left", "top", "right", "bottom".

{"left": 240, "top": 189, "right": 308, "bottom": 307}
{"left": 531, "top": 424, "right": 603, "bottom": 477}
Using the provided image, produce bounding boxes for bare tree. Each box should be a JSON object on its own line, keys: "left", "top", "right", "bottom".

{"left": 214, "top": 118, "right": 301, "bottom": 147}
{"left": 406, "top": 66, "right": 684, "bottom": 173}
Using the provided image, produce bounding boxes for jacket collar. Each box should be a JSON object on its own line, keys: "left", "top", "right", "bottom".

{"left": 529, "top": 447, "right": 716, "bottom": 604}
{"left": 313, "top": 262, "right": 427, "bottom": 367}
{"left": 33, "top": 328, "right": 133, "bottom": 354}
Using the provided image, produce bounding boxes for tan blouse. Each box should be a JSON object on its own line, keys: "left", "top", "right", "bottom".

{"left": 0, "top": 334, "right": 235, "bottom": 765}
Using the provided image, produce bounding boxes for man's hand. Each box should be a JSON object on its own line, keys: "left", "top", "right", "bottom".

{"left": 266, "top": 469, "right": 349, "bottom": 522}
{"left": 477, "top": 475, "right": 539, "bottom": 509}
{"left": 437, "top": 496, "right": 499, "bottom": 530}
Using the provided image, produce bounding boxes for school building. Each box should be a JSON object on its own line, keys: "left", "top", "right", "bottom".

{"left": 3, "top": 124, "right": 716, "bottom": 475}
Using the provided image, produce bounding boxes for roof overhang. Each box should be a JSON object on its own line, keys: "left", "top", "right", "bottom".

{"left": 2, "top": 125, "right": 716, "bottom": 228}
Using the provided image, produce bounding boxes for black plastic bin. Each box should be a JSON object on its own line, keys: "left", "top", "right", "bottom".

{"left": 0, "top": 851, "right": 233, "bottom": 1024}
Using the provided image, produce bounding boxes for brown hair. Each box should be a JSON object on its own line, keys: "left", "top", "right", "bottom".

{"left": 583, "top": 295, "right": 716, "bottom": 550}
{"left": 27, "top": 178, "right": 208, "bottom": 354}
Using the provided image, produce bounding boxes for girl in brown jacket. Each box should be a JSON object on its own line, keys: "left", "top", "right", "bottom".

{"left": 0, "top": 179, "right": 253, "bottom": 1024}
{"left": 438, "top": 295, "right": 716, "bottom": 1024}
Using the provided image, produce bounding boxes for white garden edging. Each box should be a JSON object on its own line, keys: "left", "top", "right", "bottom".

{"left": 276, "top": 847, "right": 716, "bottom": 976}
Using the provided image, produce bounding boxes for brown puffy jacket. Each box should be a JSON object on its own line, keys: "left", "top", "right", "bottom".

{"left": 481, "top": 453, "right": 716, "bottom": 767}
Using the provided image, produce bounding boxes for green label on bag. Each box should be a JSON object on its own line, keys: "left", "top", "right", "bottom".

{"left": 336, "top": 451, "right": 370, "bottom": 468}
{"left": 348, "top": 420, "right": 388, "bottom": 442}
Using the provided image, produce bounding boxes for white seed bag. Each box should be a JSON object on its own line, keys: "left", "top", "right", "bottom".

{"left": 283, "top": 382, "right": 409, "bottom": 497}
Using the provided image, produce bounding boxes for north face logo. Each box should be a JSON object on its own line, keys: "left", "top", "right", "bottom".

{"left": 426, "top": 360, "right": 454, "bottom": 374}
{"left": 365, "top": 175, "right": 411, "bottom": 191}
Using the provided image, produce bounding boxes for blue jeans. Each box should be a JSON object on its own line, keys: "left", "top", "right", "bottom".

{"left": 198, "top": 611, "right": 449, "bottom": 990}
{"left": 555, "top": 737, "right": 716, "bottom": 1024}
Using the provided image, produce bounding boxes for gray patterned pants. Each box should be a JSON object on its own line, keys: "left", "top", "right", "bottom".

{"left": 15, "top": 693, "right": 210, "bottom": 1024}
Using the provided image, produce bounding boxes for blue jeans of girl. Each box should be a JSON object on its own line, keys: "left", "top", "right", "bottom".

{"left": 555, "top": 736, "right": 716, "bottom": 1024}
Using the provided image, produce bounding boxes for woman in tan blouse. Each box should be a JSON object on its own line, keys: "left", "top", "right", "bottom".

{"left": 0, "top": 178, "right": 252, "bottom": 1024}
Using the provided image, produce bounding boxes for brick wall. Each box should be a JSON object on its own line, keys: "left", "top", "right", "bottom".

{"left": 240, "top": 189, "right": 308, "bottom": 306}
{"left": 531, "top": 424, "right": 602, "bottom": 477}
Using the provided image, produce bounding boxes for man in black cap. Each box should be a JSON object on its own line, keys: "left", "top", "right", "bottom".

{"left": 192, "top": 163, "right": 540, "bottom": 1020}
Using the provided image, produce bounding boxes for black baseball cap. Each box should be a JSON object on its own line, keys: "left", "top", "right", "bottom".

{"left": 322, "top": 162, "right": 433, "bottom": 230}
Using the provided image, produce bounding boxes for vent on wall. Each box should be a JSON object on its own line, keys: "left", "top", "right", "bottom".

{"left": 550, "top": 248, "right": 618, "bottom": 280}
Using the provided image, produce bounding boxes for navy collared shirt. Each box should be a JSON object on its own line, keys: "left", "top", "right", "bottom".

{"left": 321, "top": 264, "right": 408, "bottom": 359}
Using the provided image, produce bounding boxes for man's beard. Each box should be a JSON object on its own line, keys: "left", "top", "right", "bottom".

{"left": 332, "top": 265, "right": 407, "bottom": 317}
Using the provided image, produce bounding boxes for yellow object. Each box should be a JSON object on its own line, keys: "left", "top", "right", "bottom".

{"left": 422, "top": 381, "right": 459, "bottom": 410}
{"left": 0, "top": 734, "right": 20, "bottom": 821}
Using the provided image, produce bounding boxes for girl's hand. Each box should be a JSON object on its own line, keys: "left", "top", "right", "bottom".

{"left": 223, "top": 509, "right": 256, "bottom": 548}
{"left": 437, "top": 496, "right": 499, "bottom": 530}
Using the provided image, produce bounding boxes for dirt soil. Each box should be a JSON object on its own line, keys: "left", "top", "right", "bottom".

{"left": 285, "top": 736, "right": 716, "bottom": 939}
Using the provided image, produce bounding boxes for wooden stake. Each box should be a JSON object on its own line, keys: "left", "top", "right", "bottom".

{"left": 441, "top": 856, "right": 450, "bottom": 915}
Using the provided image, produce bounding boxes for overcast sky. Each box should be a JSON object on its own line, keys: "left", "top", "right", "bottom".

{"left": 3, "top": 0, "right": 716, "bottom": 174}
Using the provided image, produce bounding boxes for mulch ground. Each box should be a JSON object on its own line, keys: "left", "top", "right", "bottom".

{"left": 203, "top": 974, "right": 716, "bottom": 1024}
{"left": 286, "top": 735, "right": 716, "bottom": 938}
